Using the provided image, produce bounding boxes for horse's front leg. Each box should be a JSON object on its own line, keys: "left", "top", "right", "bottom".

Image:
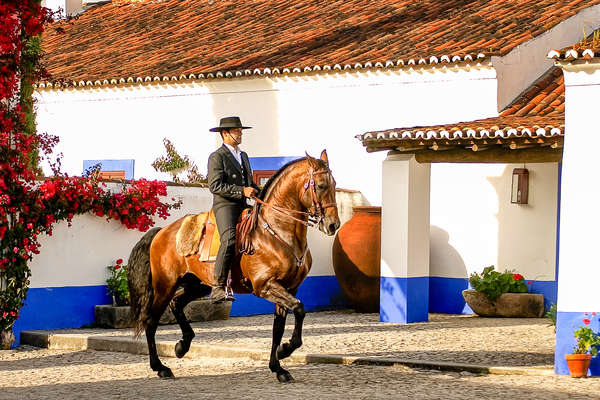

{"left": 268, "top": 305, "right": 291, "bottom": 382}
{"left": 260, "top": 281, "right": 305, "bottom": 383}
{"left": 276, "top": 293, "right": 304, "bottom": 361}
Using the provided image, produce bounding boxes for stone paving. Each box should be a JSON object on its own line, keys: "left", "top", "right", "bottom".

{"left": 35, "top": 311, "right": 556, "bottom": 368}
{"left": 1, "top": 346, "right": 600, "bottom": 400}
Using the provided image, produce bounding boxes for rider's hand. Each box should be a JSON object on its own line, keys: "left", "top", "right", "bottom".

{"left": 243, "top": 187, "right": 258, "bottom": 198}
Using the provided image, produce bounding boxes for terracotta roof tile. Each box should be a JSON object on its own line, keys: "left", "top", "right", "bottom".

{"left": 358, "top": 66, "right": 566, "bottom": 152}
{"left": 548, "top": 28, "right": 600, "bottom": 60}
{"left": 501, "top": 67, "right": 564, "bottom": 117}
{"left": 41, "top": 0, "right": 600, "bottom": 86}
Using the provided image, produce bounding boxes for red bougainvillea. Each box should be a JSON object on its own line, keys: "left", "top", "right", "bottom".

{"left": 0, "top": 1, "right": 180, "bottom": 338}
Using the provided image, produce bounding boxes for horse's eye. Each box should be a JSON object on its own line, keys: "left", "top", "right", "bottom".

{"left": 317, "top": 184, "right": 327, "bottom": 191}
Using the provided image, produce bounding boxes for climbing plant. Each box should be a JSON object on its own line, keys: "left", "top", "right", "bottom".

{"left": 0, "top": 1, "right": 180, "bottom": 346}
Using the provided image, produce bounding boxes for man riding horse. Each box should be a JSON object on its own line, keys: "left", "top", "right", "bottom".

{"left": 207, "top": 116, "right": 260, "bottom": 303}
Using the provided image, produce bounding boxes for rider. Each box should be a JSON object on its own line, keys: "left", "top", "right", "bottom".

{"left": 207, "top": 116, "right": 260, "bottom": 303}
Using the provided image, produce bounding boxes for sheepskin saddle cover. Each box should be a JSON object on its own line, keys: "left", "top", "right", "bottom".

{"left": 175, "top": 210, "right": 220, "bottom": 261}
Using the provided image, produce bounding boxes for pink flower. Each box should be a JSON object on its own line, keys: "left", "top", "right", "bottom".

{"left": 583, "top": 318, "right": 591, "bottom": 325}
{"left": 2, "top": 312, "right": 7, "bottom": 318}
{"left": 527, "top": 281, "right": 532, "bottom": 284}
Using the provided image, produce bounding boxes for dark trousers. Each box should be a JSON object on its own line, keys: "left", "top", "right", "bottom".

{"left": 213, "top": 204, "right": 243, "bottom": 286}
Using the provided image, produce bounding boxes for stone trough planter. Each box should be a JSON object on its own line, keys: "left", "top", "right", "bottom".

{"left": 95, "top": 299, "right": 232, "bottom": 329}
{"left": 462, "top": 290, "right": 545, "bottom": 318}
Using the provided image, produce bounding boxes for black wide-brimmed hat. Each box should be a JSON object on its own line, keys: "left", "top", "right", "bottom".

{"left": 209, "top": 116, "right": 252, "bottom": 132}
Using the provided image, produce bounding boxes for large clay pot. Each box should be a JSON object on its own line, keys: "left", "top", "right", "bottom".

{"left": 332, "top": 206, "right": 381, "bottom": 312}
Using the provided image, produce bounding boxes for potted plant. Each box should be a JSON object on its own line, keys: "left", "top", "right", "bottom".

{"left": 565, "top": 313, "right": 600, "bottom": 378}
{"left": 462, "top": 266, "right": 544, "bottom": 317}
{"left": 106, "top": 258, "right": 129, "bottom": 306}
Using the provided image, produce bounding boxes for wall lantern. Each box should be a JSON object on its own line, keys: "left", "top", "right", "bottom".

{"left": 511, "top": 168, "right": 529, "bottom": 204}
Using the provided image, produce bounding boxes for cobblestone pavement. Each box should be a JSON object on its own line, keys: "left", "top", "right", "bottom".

{"left": 50, "top": 311, "right": 556, "bottom": 367}
{"left": 1, "top": 346, "right": 599, "bottom": 400}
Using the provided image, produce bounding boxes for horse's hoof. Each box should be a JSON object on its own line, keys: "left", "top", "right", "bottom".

{"left": 277, "top": 371, "right": 294, "bottom": 383}
{"left": 175, "top": 340, "right": 187, "bottom": 358}
{"left": 158, "top": 368, "right": 174, "bottom": 379}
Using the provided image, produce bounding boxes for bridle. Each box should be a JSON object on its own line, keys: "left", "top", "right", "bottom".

{"left": 252, "top": 167, "right": 337, "bottom": 228}
{"left": 249, "top": 167, "right": 337, "bottom": 268}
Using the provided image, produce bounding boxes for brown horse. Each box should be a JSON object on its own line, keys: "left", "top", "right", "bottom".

{"left": 127, "top": 150, "right": 340, "bottom": 382}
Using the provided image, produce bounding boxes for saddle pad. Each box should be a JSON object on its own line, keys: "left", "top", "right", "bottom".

{"left": 175, "top": 211, "right": 220, "bottom": 261}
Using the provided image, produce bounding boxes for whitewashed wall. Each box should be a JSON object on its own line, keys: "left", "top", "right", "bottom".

{"left": 35, "top": 65, "right": 498, "bottom": 206}
{"left": 28, "top": 185, "right": 366, "bottom": 288}
{"left": 430, "top": 162, "right": 558, "bottom": 280}
{"left": 557, "top": 63, "right": 600, "bottom": 312}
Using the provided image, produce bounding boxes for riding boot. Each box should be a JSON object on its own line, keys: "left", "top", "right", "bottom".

{"left": 209, "top": 266, "right": 235, "bottom": 303}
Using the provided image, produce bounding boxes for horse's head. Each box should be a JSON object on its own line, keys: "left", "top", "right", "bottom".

{"left": 302, "top": 150, "right": 340, "bottom": 236}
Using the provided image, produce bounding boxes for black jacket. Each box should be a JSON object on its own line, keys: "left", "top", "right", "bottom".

{"left": 207, "top": 145, "right": 259, "bottom": 210}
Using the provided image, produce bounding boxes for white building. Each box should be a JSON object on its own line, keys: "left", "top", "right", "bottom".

{"left": 26, "top": 0, "right": 600, "bottom": 374}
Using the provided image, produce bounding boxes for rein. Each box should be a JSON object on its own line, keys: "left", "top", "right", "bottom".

{"left": 252, "top": 168, "right": 337, "bottom": 228}
{"left": 240, "top": 168, "right": 337, "bottom": 266}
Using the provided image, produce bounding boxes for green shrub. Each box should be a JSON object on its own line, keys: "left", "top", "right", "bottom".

{"left": 469, "top": 266, "right": 528, "bottom": 301}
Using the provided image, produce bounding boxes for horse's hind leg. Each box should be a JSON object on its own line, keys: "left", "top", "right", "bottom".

{"left": 268, "top": 305, "right": 292, "bottom": 383}
{"left": 146, "top": 294, "right": 174, "bottom": 378}
{"left": 171, "top": 275, "right": 211, "bottom": 358}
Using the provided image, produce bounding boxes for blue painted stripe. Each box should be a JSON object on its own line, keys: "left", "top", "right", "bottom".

{"left": 11, "top": 276, "right": 345, "bottom": 346}
{"left": 555, "top": 311, "right": 600, "bottom": 376}
{"left": 248, "top": 156, "right": 301, "bottom": 171}
{"left": 297, "top": 275, "right": 348, "bottom": 312}
{"left": 428, "top": 277, "right": 556, "bottom": 315}
{"left": 83, "top": 159, "right": 135, "bottom": 179}
{"left": 12, "top": 285, "right": 111, "bottom": 347}
{"left": 429, "top": 277, "right": 472, "bottom": 314}
{"left": 230, "top": 275, "right": 347, "bottom": 316}
{"left": 380, "top": 276, "right": 429, "bottom": 323}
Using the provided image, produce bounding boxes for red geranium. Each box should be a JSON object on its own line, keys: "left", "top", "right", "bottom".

{"left": 513, "top": 273, "right": 524, "bottom": 281}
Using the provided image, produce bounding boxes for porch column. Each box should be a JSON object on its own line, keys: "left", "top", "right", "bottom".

{"left": 380, "top": 153, "right": 431, "bottom": 323}
{"left": 555, "top": 62, "right": 600, "bottom": 375}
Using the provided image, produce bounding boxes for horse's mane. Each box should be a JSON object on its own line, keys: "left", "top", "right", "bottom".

{"left": 257, "top": 156, "right": 329, "bottom": 200}
{"left": 258, "top": 157, "right": 303, "bottom": 200}
{"left": 240, "top": 156, "right": 328, "bottom": 255}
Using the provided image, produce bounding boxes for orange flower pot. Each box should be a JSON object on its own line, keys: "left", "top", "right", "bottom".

{"left": 565, "top": 354, "right": 592, "bottom": 378}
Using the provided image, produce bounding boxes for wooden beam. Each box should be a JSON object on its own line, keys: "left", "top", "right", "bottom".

{"left": 412, "top": 147, "right": 563, "bottom": 163}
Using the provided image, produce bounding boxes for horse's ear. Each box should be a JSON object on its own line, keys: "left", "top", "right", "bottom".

{"left": 320, "top": 149, "right": 329, "bottom": 166}
{"left": 305, "top": 151, "right": 319, "bottom": 169}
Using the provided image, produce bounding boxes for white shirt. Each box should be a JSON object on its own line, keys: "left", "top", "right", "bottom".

{"left": 224, "top": 143, "right": 243, "bottom": 166}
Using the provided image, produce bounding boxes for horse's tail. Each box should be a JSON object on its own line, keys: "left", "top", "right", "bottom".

{"left": 127, "top": 227, "right": 161, "bottom": 338}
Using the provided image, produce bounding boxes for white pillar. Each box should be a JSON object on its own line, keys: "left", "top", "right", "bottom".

{"left": 380, "top": 153, "right": 431, "bottom": 323}
{"left": 555, "top": 61, "right": 600, "bottom": 375}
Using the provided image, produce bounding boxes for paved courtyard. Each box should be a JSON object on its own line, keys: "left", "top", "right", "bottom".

{"left": 2, "top": 346, "right": 600, "bottom": 400}
{"left": 2, "top": 311, "right": 599, "bottom": 399}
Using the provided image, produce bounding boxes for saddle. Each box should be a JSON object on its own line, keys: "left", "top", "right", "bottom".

{"left": 175, "top": 211, "right": 220, "bottom": 261}
{"left": 175, "top": 205, "right": 259, "bottom": 261}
